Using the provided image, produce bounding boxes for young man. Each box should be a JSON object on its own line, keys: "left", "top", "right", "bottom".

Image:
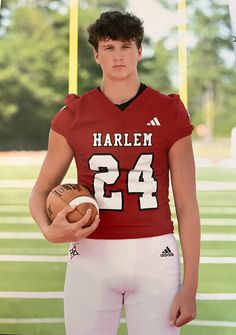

{"left": 29, "top": 10, "right": 200, "bottom": 335}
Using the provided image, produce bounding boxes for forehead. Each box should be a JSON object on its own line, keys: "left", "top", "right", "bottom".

{"left": 98, "top": 38, "right": 136, "bottom": 46}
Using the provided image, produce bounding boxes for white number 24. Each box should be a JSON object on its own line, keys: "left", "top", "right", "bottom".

{"left": 89, "top": 154, "right": 158, "bottom": 210}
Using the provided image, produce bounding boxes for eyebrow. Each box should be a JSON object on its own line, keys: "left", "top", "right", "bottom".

{"left": 101, "top": 41, "right": 133, "bottom": 48}
{"left": 102, "top": 44, "right": 114, "bottom": 48}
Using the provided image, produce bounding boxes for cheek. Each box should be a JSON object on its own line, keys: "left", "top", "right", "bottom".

{"left": 128, "top": 56, "right": 140, "bottom": 66}
{"left": 99, "top": 58, "right": 111, "bottom": 71}
{"left": 98, "top": 54, "right": 110, "bottom": 65}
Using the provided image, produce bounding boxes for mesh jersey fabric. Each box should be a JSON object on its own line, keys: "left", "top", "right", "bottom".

{"left": 51, "top": 86, "right": 194, "bottom": 239}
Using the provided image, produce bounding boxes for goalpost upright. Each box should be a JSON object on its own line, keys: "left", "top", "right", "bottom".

{"left": 178, "top": 0, "right": 188, "bottom": 108}
{"left": 69, "top": 0, "right": 79, "bottom": 94}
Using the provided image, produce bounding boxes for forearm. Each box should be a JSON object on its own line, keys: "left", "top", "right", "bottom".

{"left": 177, "top": 200, "right": 201, "bottom": 293}
{"left": 29, "top": 188, "right": 51, "bottom": 237}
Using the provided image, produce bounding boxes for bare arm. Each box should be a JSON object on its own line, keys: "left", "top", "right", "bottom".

{"left": 29, "top": 129, "right": 99, "bottom": 243}
{"left": 168, "top": 135, "right": 201, "bottom": 327}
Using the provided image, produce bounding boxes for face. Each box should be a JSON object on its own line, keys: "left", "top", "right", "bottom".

{"left": 93, "top": 39, "right": 142, "bottom": 81}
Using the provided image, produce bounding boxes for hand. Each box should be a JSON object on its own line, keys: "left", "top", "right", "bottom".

{"left": 43, "top": 206, "right": 100, "bottom": 243}
{"left": 169, "top": 287, "right": 197, "bottom": 327}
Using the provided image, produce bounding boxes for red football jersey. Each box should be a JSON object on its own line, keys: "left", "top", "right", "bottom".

{"left": 51, "top": 87, "right": 194, "bottom": 239}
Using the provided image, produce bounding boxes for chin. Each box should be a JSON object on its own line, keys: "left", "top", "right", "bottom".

{"left": 110, "top": 72, "right": 131, "bottom": 81}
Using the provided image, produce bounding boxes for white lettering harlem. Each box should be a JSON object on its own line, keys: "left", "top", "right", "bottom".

{"left": 93, "top": 133, "right": 152, "bottom": 147}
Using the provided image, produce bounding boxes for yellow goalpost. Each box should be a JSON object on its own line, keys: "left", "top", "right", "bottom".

{"left": 178, "top": 0, "right": 188, "bottom": 108}
{"left": 69, "top": 0, "right": 79, "bottom": 94}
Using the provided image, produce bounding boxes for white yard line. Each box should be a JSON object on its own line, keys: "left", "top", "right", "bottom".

{"left": 195, "top": 158, "right": 236, "bottom": 168}
{"left": 0, "top": 318, "right": 64, "bottom": 324}
{"left": 0, "top": 179, "right": 73, "bottom": 188}
{"left": 0, "top": 180, "right": 35, "bottom": 188}
{"left": 0, "top": 232, "right": 43, "bottom": 239}
{"left": 1, "top": 232, "right": 236, "bottom": 241}
{"left": 0, "top": 291, "right": 235, "bottom": 300}
{"left": 199, "top": 257, "right": 236, "bottom": 264}
{"left": 1, "top": 255, "right": 236, "bottom": 264}
{"left": 4, "top": 205, "right": 235, "bottom": 215}
{"left": 1, "top": 217, "right": 235, "bottom": 226}
{"left": 0, "top": 255, "right": 68, "bottom": 262}
{"left": 196, "top": 181, "right": 236, "bottom": 191}
{"left": 1, "top": 179, "right": 236, "bottom": 190}
{"left": 197, "top": 293, "right": 236, "bottom": 300}
{"left": 198, "top": 218, "right": 236, "bottom": 226}
{"left": 199, "top": 207, "right": 236, "bottom": 214}
{"left": 0, "top": 217, "right": 34, "bottom": 224}
{"left": 0, "top": 291, "right": 64, "bottom": 298}
{"left": 0, "top": 151, "right": 46, "bottom": 166}
{"left": 0, "top": 318, "right": 235, "bottom": 327}
{"left": 0, "top": 205, "right": 28, "bottom": 212}
{"left": 189, "top": 320, "right": 236, "bottom": 327}
{"left": 1, "top": 154, "right": 235, "bottom": 167}
{"left": 170, "top": 206, "right": 236, "bottom": 214}
{"left": 199, "top": 234, "right": 236, "bottom": 241}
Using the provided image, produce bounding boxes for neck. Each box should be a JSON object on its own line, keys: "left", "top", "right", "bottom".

{"left": 100, "top": 77, "right": 140, "bottom": 105}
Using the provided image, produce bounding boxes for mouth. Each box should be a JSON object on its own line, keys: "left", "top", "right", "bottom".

{"left": 112, "top": 65, "right": 126, "bottom": 68}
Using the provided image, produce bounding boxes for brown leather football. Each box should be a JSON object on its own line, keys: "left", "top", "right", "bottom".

{"left": 46, "top": 184, "right": 99, "bottom": 226}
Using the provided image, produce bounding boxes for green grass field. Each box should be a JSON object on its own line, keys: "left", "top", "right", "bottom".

{"left": 0, "top": 156, "right": 236, "bottom": 334}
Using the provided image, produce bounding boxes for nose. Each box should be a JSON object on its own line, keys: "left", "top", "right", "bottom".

{"left": 113, "top": 49, "right": 123, "bottom": 62}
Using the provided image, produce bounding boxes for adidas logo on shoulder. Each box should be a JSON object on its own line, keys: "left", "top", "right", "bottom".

{"left": 147, "top": 117, "right": 161, "bottom": 126}
{"left": 160, "top": 246, "right": 174, "bottom": 257}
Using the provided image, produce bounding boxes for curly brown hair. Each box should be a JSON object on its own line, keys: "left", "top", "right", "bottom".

{"left": 87, "top": 11, "right": 144, "bottom": 51}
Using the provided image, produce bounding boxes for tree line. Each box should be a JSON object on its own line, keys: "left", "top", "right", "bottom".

{"left": 0, "top": 0, "right": 235, "bottom": 149}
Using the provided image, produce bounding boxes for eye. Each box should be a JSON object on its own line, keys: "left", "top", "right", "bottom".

{"left": 104, "top": 46, "right": 113, "bottom": 50}
{"left": 122, "top": 45, "right": 131, "bottom": 48}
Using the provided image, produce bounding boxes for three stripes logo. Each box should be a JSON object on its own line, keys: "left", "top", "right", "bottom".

{"left": 160, "top": 246, "right": 174, "bottom": 257}
{"left": 147, "top": 117, "right": 161, "bottom": 126}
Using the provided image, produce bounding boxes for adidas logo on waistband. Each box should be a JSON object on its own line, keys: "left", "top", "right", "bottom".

{"left": 160, "top": 246, "right": 174, "bottom": 257}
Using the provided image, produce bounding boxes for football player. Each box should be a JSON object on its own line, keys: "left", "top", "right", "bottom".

{"left": 29, "top": 10, "right": 200, "bottom": 335}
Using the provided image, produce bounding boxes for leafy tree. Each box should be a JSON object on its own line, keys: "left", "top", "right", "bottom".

{"left": 80, "top": 0, "right": 127, "bottom": 11}
{"left": 139, "top": 39, "right": 174, "bottom": 93}
{"left": 159, "top": 0, "right": 236, "bottom": 137}
{"left": 187, "top": 1, "right": 236, "bottom": 137}
{"left": 0, "top": 4, "right": 69, "bottom": 149}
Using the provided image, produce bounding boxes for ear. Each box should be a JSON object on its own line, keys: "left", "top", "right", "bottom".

{"left": 93, "top": 48, "right": 100, "bottom": 64}
{"left": 137, "top": 46, "right": 142, "bottom": 62}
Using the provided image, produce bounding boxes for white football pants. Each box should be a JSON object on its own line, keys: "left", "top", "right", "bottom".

{"left": 64, "top": 234, "right": 181, "bottom": 335}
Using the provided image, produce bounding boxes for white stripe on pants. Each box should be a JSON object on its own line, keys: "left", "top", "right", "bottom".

{"left": 64, "top": 233, "right": 181, "bottom": 335}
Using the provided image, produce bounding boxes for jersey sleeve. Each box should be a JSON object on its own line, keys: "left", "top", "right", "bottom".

{"left": 51, "top": 105, "right": 75, "bottom": 149}
{"left": 167, "top": 94, "right": 194, "bottom": 149}
{"left": 50, "top": 94, "right": 79, "bottom": 149}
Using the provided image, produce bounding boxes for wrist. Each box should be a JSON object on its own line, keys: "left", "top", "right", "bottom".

{"left": 181, "top": 283, "right": 198, "bottom": 295}
{"left": 41, "top": 223, "right": 51, "bottom": 239}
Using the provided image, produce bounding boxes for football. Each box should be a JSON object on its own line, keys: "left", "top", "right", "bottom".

{"left": 46, "top": 183, "right": 99, "bottom": 226}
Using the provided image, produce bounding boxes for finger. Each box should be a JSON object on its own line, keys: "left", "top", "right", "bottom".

{"left": 87, "top": 213, "right": 100, "bottom": 229}
{"left": 58, "top": 204, "right": 76, "bottom": 216}
{"left": 76, "top": 208, "right": 92, "bottom": 227}
{"left": 53, "top": 205, "right": 76, "bottom": 223}
{"left": 169, "top": 302, "right": 180, "bottom": 326}
{"left": 79, "top": 214, "right": 100, "bottom": 237}
{"left": 175, "top": 310, "right": 195, "bottom": 327}
{"left": 174, "top": 312, "right": 188, "bottom": 327}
